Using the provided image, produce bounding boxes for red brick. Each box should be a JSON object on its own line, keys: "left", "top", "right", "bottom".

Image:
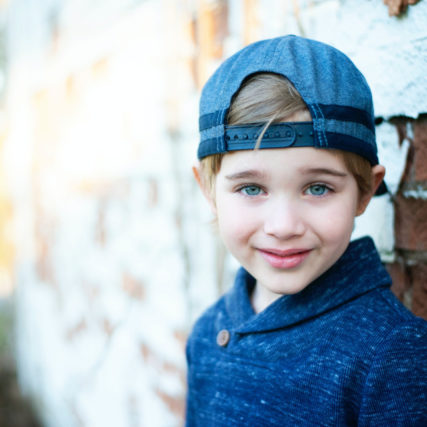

{"left": 412, "top": 116, "right": 427, "bottom": 182}
{"left": 391, "top": 118, "right": 412, "bottom": 185}
{"left": 393, "top": 116, "right": 427, "bottom": 184}
{"left": 387, "top": 260, "right": 411, "bottom": 305}
{"left": 410, "top": 263, "right": 427, "bottom": 321}
{"left": 394, "top": 195, "right": 427, "bottom": 251}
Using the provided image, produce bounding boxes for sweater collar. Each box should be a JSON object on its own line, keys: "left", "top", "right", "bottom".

{"left": 225, "top": 237, "right": 391, "bottom": 334}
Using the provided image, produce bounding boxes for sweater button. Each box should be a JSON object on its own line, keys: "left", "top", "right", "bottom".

{"left": 216, "top": 329, "right": 230, "bottom": 347}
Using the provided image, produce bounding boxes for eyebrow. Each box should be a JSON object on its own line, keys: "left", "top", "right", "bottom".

{"left": 299, "top": 167, "right": 348, "bottom": 177}
{"left": 225, "top": 167, "right": 347, "bottom": 181}
{"left": 225, "top": 170, "right": 267, "bottom": 181}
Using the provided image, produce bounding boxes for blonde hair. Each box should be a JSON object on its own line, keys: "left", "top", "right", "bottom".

{"left": 199, "top": 73, "right": 373, "bottom": 199}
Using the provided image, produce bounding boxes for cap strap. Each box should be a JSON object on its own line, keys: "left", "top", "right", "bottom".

{"left": 225, "top": 122, "right": 314, "bottom": 151}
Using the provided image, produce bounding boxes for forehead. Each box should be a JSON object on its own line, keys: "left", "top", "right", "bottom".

{"left": 217, "top": 147, "right": 349, "bottom": 178}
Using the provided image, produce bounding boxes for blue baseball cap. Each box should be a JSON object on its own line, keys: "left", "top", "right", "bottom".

{"left": 197, "top": 35, "right": 387, "bottom": 195}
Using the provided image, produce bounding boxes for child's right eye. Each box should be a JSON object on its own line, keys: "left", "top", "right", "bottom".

{"left": 239, "top": 185, "right": 264, "bottom": 196}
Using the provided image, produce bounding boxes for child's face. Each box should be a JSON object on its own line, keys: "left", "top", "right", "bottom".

{"left": 210, "top": 147, "right": 369, "bottom": 311}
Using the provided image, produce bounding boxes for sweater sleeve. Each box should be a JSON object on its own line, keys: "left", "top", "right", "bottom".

{"left": 358, "top": 322, "right": 427, "bottom": 426}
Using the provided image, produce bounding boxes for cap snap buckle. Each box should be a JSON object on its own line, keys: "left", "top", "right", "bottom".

{"left": 224, "top": 121, "right": 314, "bottom": 152}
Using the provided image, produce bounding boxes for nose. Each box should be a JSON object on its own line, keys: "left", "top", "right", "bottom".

{"left": 263, "top": 196, "right": 306, "bottom": 239}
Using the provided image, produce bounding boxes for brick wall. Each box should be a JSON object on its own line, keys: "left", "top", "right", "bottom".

{"left": 1, "top": 0, "right": 426, "bottom": 426}
{"left": 388, "top": 115, "right": 427, "bottom": 318}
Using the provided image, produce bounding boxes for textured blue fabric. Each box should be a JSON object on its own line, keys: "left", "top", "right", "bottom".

{"left": 197, "top": 35, "right": 378, "bottom": 165}
{"left": 186, "top": 237, "right": 427, "bottom": 426}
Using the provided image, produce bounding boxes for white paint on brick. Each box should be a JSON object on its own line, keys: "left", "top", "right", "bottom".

{"left": 353, "top": 195, "right": 395, "bottom": 261}
{"left": 377, "top": 122, "right": 410, "bottom": 196}
{"left": 4, "top": 0, "right": 427, "bottom": 426}
{"left": 403, "top": 188, "right": 427, "bottom": 200}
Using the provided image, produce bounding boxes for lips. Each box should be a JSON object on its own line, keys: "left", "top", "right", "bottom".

{"left": 258, "top": 248, "right": 312, "bottom": 269}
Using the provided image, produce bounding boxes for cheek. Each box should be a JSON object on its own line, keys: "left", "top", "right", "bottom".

{"left": 216, "top": 199, "right": 258, "bottom": 246}
{"left": 313, "top": 199, "right": 357, "bottom": 243}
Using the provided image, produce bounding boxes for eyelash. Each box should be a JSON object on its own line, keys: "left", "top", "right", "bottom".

{"left": 304, "top": 183, "right": 334, "bottom": 197}
{"left": 236, "top": 184, "right": 265, "bottom": 197}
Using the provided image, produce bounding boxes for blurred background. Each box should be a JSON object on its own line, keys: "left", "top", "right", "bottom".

{"left": 0, "top": 0, "right": 426, "bottom": 426}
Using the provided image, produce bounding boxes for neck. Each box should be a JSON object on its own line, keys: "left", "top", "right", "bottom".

{"left": 251, "top": 282, "right": 282, "bottom": 313}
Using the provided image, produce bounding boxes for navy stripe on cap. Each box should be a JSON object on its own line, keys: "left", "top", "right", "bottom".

{"left": 324, "top": 132, "right": 378, "bottom": 165}
{"left": 199, "top": 110, "right": 228, "bottom": 131}
{"left": 318, "top": 104, "right": 375, "bottom": 132}
{"left": 197, "top": 137, "right": 222, "bottom": 159}
{"left": 200, "top": 105, "right": 374, "bottom": 133}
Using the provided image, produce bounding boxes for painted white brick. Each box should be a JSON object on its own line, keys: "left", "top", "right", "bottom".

{"left": 4, "top": 1, "right": 426, "bottom": 426}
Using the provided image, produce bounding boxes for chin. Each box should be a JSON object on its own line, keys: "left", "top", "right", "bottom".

{"left": 260, "top": 273, "right": 314, "bottom": 296}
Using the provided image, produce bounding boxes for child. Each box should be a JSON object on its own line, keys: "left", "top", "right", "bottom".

{"left": 186, "top": 35, "right": 427, "bottom": 426}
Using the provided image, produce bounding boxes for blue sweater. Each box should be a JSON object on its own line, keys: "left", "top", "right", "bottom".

{"left": 186, "top": 237, "right": 427, "bottom": 426}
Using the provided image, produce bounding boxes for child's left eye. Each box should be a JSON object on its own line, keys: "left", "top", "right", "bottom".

{"left": 239, "top": 185, "right": 264, "bottom": 196}
{"left": 305, "top": 184, "right": 330, "bottom": 196}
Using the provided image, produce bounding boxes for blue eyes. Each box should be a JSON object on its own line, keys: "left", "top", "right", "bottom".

{"left": 240, "top": 185, "right": 263, "bottom": 196}
{"left": 305, "top": 184, "right": 330, "bottom": 196}
{"left": 238, "top": 183, "right": 331, "bottom": 197}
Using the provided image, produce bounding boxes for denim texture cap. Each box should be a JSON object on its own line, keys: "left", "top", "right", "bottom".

{"left": 198, "top": 35, "right": 387, "bottom": 194}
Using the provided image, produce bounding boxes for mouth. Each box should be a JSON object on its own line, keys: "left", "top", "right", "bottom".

{"left": 257, "top": 248, "right": 312, "bottom": 269}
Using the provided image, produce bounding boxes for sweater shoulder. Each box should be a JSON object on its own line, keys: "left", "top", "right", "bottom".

{"left": 347, "top": 286, "right": 426, "bottom": 335}
{"left": 358, "top": 297, "right": 427, "bottom": 425}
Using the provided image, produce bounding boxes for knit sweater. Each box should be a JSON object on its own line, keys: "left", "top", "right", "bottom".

{"left": 185, "top": 237, "right": 427, "bottom": 426}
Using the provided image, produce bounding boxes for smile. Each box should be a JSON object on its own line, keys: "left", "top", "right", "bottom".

{"left": 258, "top": 248, "right": 312, "bottom": 269}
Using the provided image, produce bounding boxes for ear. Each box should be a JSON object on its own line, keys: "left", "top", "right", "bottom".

{"left": 192, "top": 163, "right": 217, "bottom": 214}
{"left": 356, "top": 165, "right": 386, "bottom": 216}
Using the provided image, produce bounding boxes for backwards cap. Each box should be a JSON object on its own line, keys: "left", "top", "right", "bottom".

{"left": 197, "top": 35, "right": 385, "bottom": 194}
